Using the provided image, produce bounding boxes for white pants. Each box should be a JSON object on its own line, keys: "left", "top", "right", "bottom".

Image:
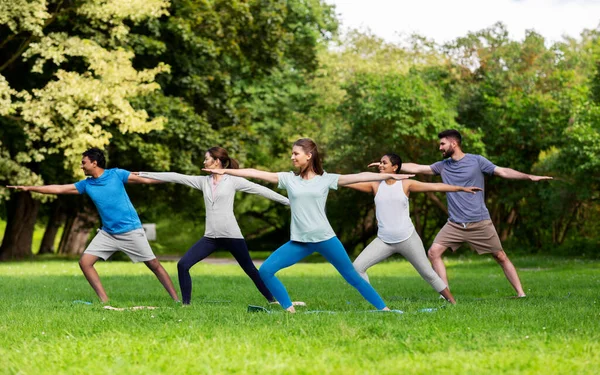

{"left": 353, "top": 231, "right": 447, "bottom": 293}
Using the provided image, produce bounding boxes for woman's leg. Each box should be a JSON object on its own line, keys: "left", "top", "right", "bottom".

{"left": 177, "top": 237, "right": 218, "bottom": 304}
{"left": 397, "top": 232, "right": 455, "bottom": 303}
{"left": 226, "top": 238, "right": 275, "bottom": 302}
{"left": 317, "top": 237, "right": 387, "bottom": 310}
{"left": 259, "top": 241, "right": 313, "bottom": 310}
{"left": 353, "top": 238, "right": 397, "bottom": 283}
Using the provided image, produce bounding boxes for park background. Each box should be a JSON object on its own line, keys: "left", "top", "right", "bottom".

{"left": 1, "top": 2, "right": 599, "bottom": 374}
{"left": 0, "top": 0, "right": 598, "bottom": 260}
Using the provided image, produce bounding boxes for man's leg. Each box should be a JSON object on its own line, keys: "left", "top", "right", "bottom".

{"left": 427, "top": 243, "right": 450, "bottom": 287}
{"left": 144, "top": 258, "right": 180, "bottom": 301}
{"left": 491, "top": 250, "right": 526, "bottom": 297}
{"left": 79, "top": 253, "right": 109, "bottom": 303}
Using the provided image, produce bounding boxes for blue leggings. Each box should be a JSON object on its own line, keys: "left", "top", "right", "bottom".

{"left": 259, "top": 237, "right": 387, "bottom": 310}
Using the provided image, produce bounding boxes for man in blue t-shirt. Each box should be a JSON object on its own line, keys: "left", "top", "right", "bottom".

{"left": 400, "top": 130, "right": 552, "bottom": 298}
{"left": 8, "top": 148, "right": 179, "bottom": 303}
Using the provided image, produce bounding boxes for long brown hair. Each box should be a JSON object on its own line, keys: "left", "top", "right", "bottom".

{"left": 207, "top": 147, "right": 239, "bottom": 169}
{"left": 293, "top": 138, "right": 324, "bottom": 177}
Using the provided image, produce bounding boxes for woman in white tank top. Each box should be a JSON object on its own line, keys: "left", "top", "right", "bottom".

{"left": 346, "top": 153, "right": 481, "bottom": 304}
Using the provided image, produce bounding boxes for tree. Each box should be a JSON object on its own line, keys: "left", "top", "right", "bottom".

{"left": 444, "top": 23, "right": 581, "bottom": 245}
{"left": 0, "top": 0, "right": 170, "bottom": 259}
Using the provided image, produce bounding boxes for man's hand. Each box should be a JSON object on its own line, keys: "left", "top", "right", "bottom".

{"left": 6, "top": 185, "right": 31, "bottom": 191}
{"left": 529, "top": 175, "right": 553, "bottom": 182}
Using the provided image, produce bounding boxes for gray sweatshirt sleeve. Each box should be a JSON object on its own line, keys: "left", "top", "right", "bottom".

{"left": 232, "top": 177, "right": 290, "bottom": 206}
{"left": 138, "top": 172, "right": 205, "bottom": 191}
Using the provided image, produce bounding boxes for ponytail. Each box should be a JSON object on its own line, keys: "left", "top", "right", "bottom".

{"left": 207, "top": 147, "right": 239, "bottom": 169}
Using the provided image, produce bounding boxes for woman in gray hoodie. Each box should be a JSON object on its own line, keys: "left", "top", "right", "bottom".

{"left": 137, "top": 147, "right": 290, "bottom": 305}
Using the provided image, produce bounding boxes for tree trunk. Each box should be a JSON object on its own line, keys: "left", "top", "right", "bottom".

{"left": 58, "top": 204, "right": 99, "bottom": 256}
{"left": 425, "top": 192, "right": 448, "bottom": 215}
{"left": 38, "top": 199, "right": 66, "bottom": 254}
{"left": 499, "top": 207, "right": 518, "bottom": 242}
{"left": 0, "top": 191, "right": 40, "bottom": 260}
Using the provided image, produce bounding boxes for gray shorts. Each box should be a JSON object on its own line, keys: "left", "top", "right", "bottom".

{"left": 84, "top": 228, "right": 156, "bottom": 263}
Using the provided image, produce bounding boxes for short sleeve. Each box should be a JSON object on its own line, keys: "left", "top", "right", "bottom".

{"left": 477, "top": 156, "right": 497, "bottom": 176}
{"left": 324, "top": 173, "right": 339, "bottom": 190}
{"left": 114, "top": 168, "right": 131, "bottom": 183}
{"left": 277, "top": 172, "right": 293, "bottom": 190}
{"left": 74, "top": 179, "right": 87, "bottom": 194}
{"left": 430, "top": 161, "right": 445, "bottom": 175}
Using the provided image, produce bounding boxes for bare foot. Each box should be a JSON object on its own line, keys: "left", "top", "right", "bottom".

{"left": 286, "top": 306, "right": 296, "bottom": 313}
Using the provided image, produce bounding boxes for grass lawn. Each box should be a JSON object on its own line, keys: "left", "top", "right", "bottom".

{"left": 0, "top": 256, "right": 598, "bottom": 374}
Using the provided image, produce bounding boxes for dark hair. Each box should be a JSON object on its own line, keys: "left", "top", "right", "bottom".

{"left": 293, "top": 138, "right": 324, "bottom": 177}
{"left": 207, "top": 147, "right": 239, "bottom": 169}
{"left": 384, "top": 153, "right": 402, "bottom": 173}
{"left": 438, "top": 129, "right": 462, "bottom": 146}
{"left": 82, "top": 147, "right": 106, "bottom": 169}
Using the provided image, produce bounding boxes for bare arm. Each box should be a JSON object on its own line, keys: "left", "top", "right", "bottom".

{"left": 337, "top": 172, "right": 414, "bottom": 186}
{"left": 405, "top": 180, "right": 482, "bottom": 194}
{"left": 343, "top": 182, "right": 377, "bottom": 194}
{"left": 203, "top": 168, "right": 279, "bottom": 184}
{"left": 399, "top": 163, "right": 435, "bottom": 175}
{"left": 6, "top": 184, "right": 79, "bottom": 195}
{"left": 127, "top": 173, "right": 167, "bottom": 184}
{"left": 494, "top": 167, "right": 553, "bottom": 182}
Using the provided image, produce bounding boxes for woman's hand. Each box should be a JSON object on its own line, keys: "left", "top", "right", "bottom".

{"left": 203, "top": 168, "right": 226, "bottom": 175}
{"left": 390, "top": 174, "right": 415, "bottom": 180}
{"left": 462, "top": 186, "right": 483, "bottom": 194}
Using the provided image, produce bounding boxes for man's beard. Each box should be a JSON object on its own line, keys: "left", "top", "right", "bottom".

{"left": 442, "top": 148, "right": 454, "bottom": 158}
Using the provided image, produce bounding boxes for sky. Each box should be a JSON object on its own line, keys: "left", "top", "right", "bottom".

{"left": 324, "top": 0, "right": 600, "bottom": 44}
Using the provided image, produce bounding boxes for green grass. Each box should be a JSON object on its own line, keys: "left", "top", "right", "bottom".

{"left": 0, "top": 256, "right": 599, "bottom": 374}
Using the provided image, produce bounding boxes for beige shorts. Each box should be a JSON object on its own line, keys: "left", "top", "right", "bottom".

{"left": 433, "top": 219, "right": 503, "bottom": 255}
{"left": 84, "top": 228, "right": 156, "bottom": 263}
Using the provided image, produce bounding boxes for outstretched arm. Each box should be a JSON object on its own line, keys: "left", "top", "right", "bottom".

{"left": 127, "top": 173, "right": 167, "bottom": 185}
{"left": 405, "top": 180, "right": 482, "bottom": 194}
{"left": 234, "top": 178, "right": 290, "bottom": 206}
{"left": 344, "top": 182, "right": 378, "bottom": 194}
{"left": 337, "top": 172, "right": 414, "bottom": 186}
{"left": 399, "top": 163, "right": 435, "bottom": 175}
{"left": 203, "top": 168, "right": 279, "bottom": 184}
{"left": 6, "top": 184, "right": 79, "bottom": 195}
{"left": 135, "top": 172, "right": 204, "bottom": 190}
{"left": 494, "top": 167, "right": 553, "bottom": 182}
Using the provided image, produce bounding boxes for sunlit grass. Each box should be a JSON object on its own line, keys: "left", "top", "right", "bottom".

{"left": 0, "top": 257, "right": 598, "bottom": 374}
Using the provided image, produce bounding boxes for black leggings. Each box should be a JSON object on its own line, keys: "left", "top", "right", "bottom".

{"left": 177, "top": 237, "right": 274, "bottom": 304}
